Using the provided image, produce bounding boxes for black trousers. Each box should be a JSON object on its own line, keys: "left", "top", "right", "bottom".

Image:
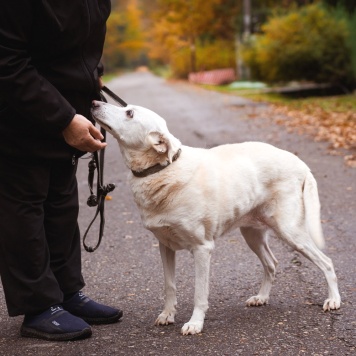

{"left": 0, "top": 156, "right": 85, "bottom": 316}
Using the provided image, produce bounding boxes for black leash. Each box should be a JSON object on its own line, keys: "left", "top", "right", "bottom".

{"left": 101, "top": 85, "right": 128, "bottom": 107}
{"left": 82, "top": 85, "right": 127, "bottom": 252}
{"left": 82, "top": 147, "right": 115, "bottom": 252}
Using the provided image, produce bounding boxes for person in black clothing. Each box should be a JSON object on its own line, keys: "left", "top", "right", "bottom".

{"left": 0, "top": 0, "right": 122, "bottom": 341}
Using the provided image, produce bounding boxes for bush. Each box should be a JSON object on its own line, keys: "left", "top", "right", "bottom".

{"left": 170, "top": 39, "right": 236, "bottom": 78}
{"left": 346, "top": 12, "right": 356, "bottom": 82}
{"left": 241, "top": 4, "right": 354, "bottom": 88}
{"left": 195, "top": 39, "right": 236, "bottom": 72}
{"left": 327, "top": 5, "right": 356, "bottom": 85}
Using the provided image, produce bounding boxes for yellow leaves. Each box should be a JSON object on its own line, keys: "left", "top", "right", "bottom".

{"left": 344, "top": 155, "right": 356, "bottom": 168}
{"left": 147, "top": 15, "right": 188, "bottom": 62}
{"left": 154, "top": 0, "right": 220, "bottom": 33}
{"left": 119, "top": 40, "right": 147, "bottom": 51}
{"left": 268, "top": 103, "right": 356, "bottom": 167}
{"left": 147, "top": 0, "right": 229, "bottom": 71}
{"left": 103, "top": 0, "right": 146, "bottom": 69}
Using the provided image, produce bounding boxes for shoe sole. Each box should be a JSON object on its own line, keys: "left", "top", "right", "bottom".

{"left": 81, "top": 310, "right": 123, "bottom": 325}
{"left": 20, "top": 325, "right": 92, "bottom": 341}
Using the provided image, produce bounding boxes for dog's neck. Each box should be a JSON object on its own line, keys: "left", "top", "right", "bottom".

{"left": 131, "top": 148, "right": 182, "bottom": 178}
{"left": 120, "top": 131, "right": 182, "bottom": 178}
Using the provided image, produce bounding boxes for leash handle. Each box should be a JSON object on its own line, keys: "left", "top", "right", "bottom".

{"left": 83, "top": 150, "right": 115, "bottom": 252}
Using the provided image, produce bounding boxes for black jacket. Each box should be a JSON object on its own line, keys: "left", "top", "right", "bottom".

{"left": 0, "top": 0, "right": 111, "bottom": 160}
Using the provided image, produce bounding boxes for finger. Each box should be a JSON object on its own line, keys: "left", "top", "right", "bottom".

{"left": 85, "top": 137, "right": 107, "bottom": 152}
{"left": 89, "top": 125, "right": 104, "bottom": 141}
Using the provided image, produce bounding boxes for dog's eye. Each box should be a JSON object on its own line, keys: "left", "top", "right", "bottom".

{"left": 126, "top": 110, "right": 134, "bottom": 119}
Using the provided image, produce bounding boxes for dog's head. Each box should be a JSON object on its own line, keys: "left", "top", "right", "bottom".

{"left": 91, "top": 101, "right": 181, "bottom": 172}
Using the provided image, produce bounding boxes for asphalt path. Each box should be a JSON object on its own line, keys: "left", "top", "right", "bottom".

{"left": 0, "top": 71, "right": 355, "bottom": 355}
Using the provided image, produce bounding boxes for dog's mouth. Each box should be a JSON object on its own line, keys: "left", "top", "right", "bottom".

{"left": 91, "top": 101, "right": 113, "bottom": 131}
{"left": 93, "top": 116, "right": 112, "bottom": 132}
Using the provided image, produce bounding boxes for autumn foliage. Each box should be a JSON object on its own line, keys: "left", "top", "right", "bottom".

{"left": 103, "top": 0, "right": 146, "bottom": 71}
{"left": 268, "top": 103, "right": 356, "bottom": 167}
{"left": 103, "top": 0, "right": 240, "bottom": 77}
{"left": 146, "top": 0, "right": 240, "bottom": 78}
{"left": 103, "top": 1, "right": 355, "bottom": 87}
{"left": 241, "top": 4, "right": 354, "bottom": 87}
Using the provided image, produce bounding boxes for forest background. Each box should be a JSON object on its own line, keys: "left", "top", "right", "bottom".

{"left": 103, "top": 0, "right": 356, "bottom": 166}
{"left": 103, "top": 0, "right": 355, "bottom": 87}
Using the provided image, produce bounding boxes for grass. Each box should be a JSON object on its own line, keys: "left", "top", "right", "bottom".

{"left": 102, "top": 73, "right": 118, "bottom": 83}
{"left": 149, "top": 65, "right": 172, "bottom": 79}
{"left": 242, "top": 92, "right": 356, "bottom": 113}
{"left": 202, "top": 83, "right": 356, "bottom": 114}
{"left": 102, "top": 70, "right": 130, "bottom": 83}
{"left": 201, "top": 82, "right": 356, "bottom": 164}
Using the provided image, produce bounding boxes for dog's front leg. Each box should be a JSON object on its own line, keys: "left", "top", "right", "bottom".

{"left": 181, "top": 241, "right": 214, "bottom": 335}
{"left": 155, "top": 241, "right": 177, "bottom": 326}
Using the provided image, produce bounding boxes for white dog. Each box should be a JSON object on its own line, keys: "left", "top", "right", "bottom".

{"left": 91, "top": 101, "right": 341, "bottom": 335}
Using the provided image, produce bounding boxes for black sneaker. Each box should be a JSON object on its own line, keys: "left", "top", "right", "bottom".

{"left": 62, "top": 291, "right": 123, "bottom": 325}
{"left": 21, "top": 305, "right": 92, "bottom": 341}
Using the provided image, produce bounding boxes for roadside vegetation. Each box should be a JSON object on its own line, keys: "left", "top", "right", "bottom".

{"left": 105, "top": 0, "right": 356, "bottom": 85}
{"left": 104, "top": 0, "right": 356, "bottom": 167}
{"left": 204, "top": 83, "right": 356, "bottom": 167}
{"left": 265, "top": 95, "right": 356, "bottom": 168}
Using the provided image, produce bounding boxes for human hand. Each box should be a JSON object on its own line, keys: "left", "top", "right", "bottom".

{"left": 62, "top": 114, "right": 107, "bottom": 152}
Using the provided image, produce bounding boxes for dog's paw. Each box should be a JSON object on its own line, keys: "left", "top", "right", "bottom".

{"left": 181, "top": 321, "right": 203, "bottom": 335}
{"left": 246, "top": 295, "right": 269, "bottom": 306}
{"left": 155, "top": 311, "right": 175, "bottom": 325}
{"left": 323, "top": 298, "right": 341, "bottom": 311}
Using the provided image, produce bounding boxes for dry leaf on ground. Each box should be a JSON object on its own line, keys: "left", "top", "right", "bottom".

{"left": 265, "top": 104, "right": 356, "bottom": 168}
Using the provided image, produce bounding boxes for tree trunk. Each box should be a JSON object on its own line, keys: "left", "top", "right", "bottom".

{"left": 190, "top": 36, "right": 196, "bottom": 73}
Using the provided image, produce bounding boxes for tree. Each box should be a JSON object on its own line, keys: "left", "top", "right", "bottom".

{"left": 103, "top": 0, "right": 147, "bottom": 71}
{"left": 145, "top": 0, "right": 244, "bottom": 76}
{"left": 149, "top": 0, "right": 222, "bottom": 73}
{"left": 241, "top": 4, "right": 354, "bottom": 87}
{"left": 323, "top": 0, "right": 356, "bottom": 12}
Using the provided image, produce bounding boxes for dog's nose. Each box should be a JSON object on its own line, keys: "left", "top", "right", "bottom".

{"left": 92, "top": 100, "right": 101, "bottom": 108}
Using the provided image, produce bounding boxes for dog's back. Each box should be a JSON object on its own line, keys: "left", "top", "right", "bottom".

{"left": 131, "top": 142, "right": 311, "bottom": 246}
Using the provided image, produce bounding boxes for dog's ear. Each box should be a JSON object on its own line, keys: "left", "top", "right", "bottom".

{"left": 148, "top": 131, "right": 181, "bottom": 163}
{"left": 148, "top": 132, "right": 168, "bottom": 154}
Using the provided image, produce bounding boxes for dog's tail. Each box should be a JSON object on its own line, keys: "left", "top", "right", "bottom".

{"left": 303, "top": 170, "right": 325, "bottom": 249}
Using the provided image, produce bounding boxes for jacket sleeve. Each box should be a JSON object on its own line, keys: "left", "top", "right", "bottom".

{"left": 0, "top": 1, "right": 76, "bottom": 134}
{"left": 97, "top": 62, "right": 105, "bottom": 78}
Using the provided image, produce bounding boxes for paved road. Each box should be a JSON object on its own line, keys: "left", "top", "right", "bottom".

{"left": 0, "top": 72, "right": 355, "bottom": 355}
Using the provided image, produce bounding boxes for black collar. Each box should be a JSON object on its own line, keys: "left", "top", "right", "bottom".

{"left": 131, "top": 149, "right": 182, "bottom": 178}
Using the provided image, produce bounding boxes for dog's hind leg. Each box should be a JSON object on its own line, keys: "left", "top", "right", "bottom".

{"left": 272, "top": 219, "right": 341, "bottom": 311}
{"left": 241, "top": 227, "right": 278, "bottom": 306}
{"left": 155, "top": 242, "right": 177, "bottom": 325}
{"left": 181, "top": 241, "right": 215, "bottom": 335}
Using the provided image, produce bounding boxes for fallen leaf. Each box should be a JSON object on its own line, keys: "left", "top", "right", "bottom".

{"left": 267, "top": 104, "right": 356, "bottom": 167}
